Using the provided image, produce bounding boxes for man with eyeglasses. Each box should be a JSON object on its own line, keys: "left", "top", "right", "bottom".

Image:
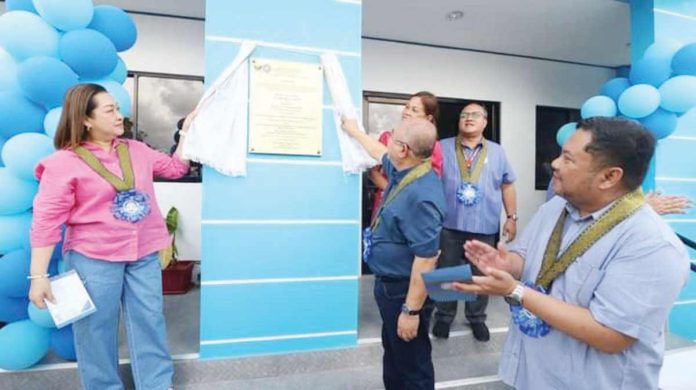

{"left": 341, "top": 117, "right": 445, "bottom": 390}
{"left": 432, "top": 102, "right": 517, "bottom": 342}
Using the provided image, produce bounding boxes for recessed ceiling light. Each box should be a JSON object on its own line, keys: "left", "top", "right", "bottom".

{"left": 446, "top": 10, "right": 465, "bottom": 21}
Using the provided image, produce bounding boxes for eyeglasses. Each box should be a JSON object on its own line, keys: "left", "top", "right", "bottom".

{"left": 460, "top": 111, "right": 485, "bottom": 119}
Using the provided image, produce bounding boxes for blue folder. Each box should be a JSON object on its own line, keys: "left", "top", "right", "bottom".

{"left": 421, "top": 264, "right": 476, "bottom": 302}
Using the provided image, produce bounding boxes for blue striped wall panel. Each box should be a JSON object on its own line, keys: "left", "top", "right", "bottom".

{"left": 676, "top": 271, "right": 696, "bottom": 301}
{"left": 655, "top": 0, "right": 696, "bottom": 15}
{"left": 199, "top": 280, "right": 358, "bottom": 351}
{"left": 655, "top": 139, "right": 696, "bottom": 178}
{"left": 653, "top": 180, "right": 696, "bottom": 221}
{"left": 205, "top": 0, "right": 361, "bottom": 54}
{"left": 200, "top": 333, "right": 357, "bottom": 359}
{"left": 202, "top": 164, "right": 360, "bottom": 220}
{"left": 672, "top": 112, "right": 696, "bottom": 137}
{"left": 669, "top": 303, "right": 696, "bottom": 341}
{"left": 653, "top": 0, "right": 696, "bottom": 340}
{"left": 201, "top": 223, "right": 360, "bottom": 280}
{"left": 655, "top": 12, "right": 696, "bottom": 43}
{"left": 202, "top": 0, "right": 362, "bottom": 359}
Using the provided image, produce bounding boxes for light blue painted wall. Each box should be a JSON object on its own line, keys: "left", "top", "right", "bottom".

{"left": 200, "top": 0, "right": 362, "bottom": 359}
{"left": 632, "top": 0, "right": 696, "bottom": 341}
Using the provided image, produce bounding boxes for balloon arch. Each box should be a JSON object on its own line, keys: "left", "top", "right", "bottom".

{"left": 0, "top": 0, "right": 136, "bottom": 370}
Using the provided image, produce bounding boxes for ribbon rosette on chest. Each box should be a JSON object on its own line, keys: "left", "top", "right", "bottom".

{"left": 456, "top": 182, "right": 481, "bottom": 206}
{"left": 75, "top": 143, "right": 152, "bottom": 224}
{"left": 509, "top": 283, "right": 550, "bottom": 338}
{"left": 112, "top": 189, "right": 151, "bottom": 223}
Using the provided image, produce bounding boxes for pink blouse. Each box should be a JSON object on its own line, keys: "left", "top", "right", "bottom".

{"left": 30, "top": 139, "right": 190, "bottom": 261}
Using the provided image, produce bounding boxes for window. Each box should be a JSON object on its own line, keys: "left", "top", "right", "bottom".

{"left": 362, "top": 91, "right": 500, "bottom": 142}
{"left": 535, "top": 106, "right": 580, "bottom": 190}
{"left": 124, "top": 72, "right": 204, "bottom": 182}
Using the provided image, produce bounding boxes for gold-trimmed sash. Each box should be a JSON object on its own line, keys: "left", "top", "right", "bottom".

{"left": 535, "top": 189, "right": 645, "bottom": 289}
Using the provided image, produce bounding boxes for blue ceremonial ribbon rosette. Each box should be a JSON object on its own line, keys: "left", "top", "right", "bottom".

{"left": 362, "top": 227, "right": 373, "bottom": 263}
{"left": 112, "top": 189, "right": 151, "bottom": 223}
{"left": 509, "top": 283, "right": 551, "bottom": 338}
{"left": 456, "top": 182, "right": 481, "bottom": 206}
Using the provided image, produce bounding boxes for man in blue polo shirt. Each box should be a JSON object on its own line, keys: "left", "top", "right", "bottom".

{"left": 453, "top": 118, "right": 689, "bottom": 389}
{"left": 342, "top": 117, "right": 445, "bottom": 390}
{"left": 432, "top": 102, "right": 517, "bottom": 341}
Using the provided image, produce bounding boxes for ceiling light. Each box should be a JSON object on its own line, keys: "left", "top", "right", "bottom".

{"left": 446, "top": 10, "right": 464, "bottom": 21}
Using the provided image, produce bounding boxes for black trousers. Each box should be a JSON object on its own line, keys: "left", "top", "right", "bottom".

{"left": 433, "top": 228, "right": 496, "bottom": 325}
{"left": 374, "top": 278, "right": 435, "bottom": 390}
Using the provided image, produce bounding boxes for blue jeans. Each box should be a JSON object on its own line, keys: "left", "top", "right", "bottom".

{"left": 66, "top": 251, "right": 173, "bottom": 390}
{"left": 374, "top": 278, "right": 435, "bottom": 390}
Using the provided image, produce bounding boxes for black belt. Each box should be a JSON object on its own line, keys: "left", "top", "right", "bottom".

{"left": 375, "top": 275, "right": 410, "bottom": 283}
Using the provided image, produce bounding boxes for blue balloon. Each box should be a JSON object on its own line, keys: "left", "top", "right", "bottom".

{"left": 0, "top": 320, "right": 51, "bottom": 370}
{"left": 581, "top": 96, "right": 617, "bottom": 119}
{"left": 0, "top": 47, "right": 19, "bottom": 92}
{"left": 674, "top": 107, "right": 696, "bottom": 137}
{"left": 0, "top": 11, "right": 59, "bottom": 60}
{"left": 618, "top": 84, "right": 660, "bottom": 118}
{"left": 97, "top": 80, "right": 132, "bottom": 117}
{"left": 0, "top": 296, "right": 29, "bottom": 322}
{"left": 659, "top": 75, "right": 696, "bottom": 114}
{"left": 50, "top": 325, "right": 76, "bottom": 361}
{"left": 0, "top": 137, "right": 5, "bottom": 167}
{"left": 28, "top": 303, "right": 56, "bottom": 328}
{"left": 5, "top": 0, "right": 38, "bottom": 13}
{"left": 44, "top": 107, "right": 63, "bottom": 139}
{"left": 556, "top": 122, "right": 577, "bottom": 147}
{"left": 672, "top": 43, "right": 696, "bottom": 76}
{"left": 59, "top": 29, "right": 118, "bottom": 79}
{"left": 2, "top": 133, "right": 55, "bottom": 181}
{"left": 0, "top": 249, "right": 31, "bottom": 297}
{"left": 0, "top": 91, "right": 46, "bottom": 138}
{"left": 17, "top": 56, "right": 79, "bottom": 109}
{"left": 0, "top": 168, "right": 38, "bottom": 215}
{"left": 88, "top": 5, "right": 137, "bottom": 52}
{"left": 640, "top": 108, "right": 678, "bottom": 140}
{"left": 600, "top": 78, "right": 631, "bottom": 102}
{"left": 0, "top": 212, "right": 32, "bottom": 253}
{"left": 629, "top": 57, "right": 672, "bottom": 87}
{"left": 644, "top": 40, "right": 682, "bottom": 63}
{"left": 107, "top": 57, "right": 128, "bottom": 84}
{"left": 34, "top": 0, "right": 94, "bottom": 31}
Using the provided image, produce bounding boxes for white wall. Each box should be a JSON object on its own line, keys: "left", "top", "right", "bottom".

{"left": 362, "top": 39, "right": 615, "bottom": 228}
{"left": 153, "top": 182, "right": 201, "bottom": 260}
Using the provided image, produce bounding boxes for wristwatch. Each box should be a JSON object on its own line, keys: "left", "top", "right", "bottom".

{"left": 507, "top": 213, "right": 518, "bottom": 221}
{"left": 401, "top": 303, "right": 421, "bottom": 316}
{"left": 504, "top": 283, "right": 525, "bottom": 306}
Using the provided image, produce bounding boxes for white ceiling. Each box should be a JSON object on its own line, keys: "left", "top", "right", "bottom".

{"left": 95, "top": 0, "right": 631, "bottom": 68}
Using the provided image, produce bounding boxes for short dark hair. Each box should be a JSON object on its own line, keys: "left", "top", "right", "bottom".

{"left": 577, "top": 117, "right": 656, "bottom": 190}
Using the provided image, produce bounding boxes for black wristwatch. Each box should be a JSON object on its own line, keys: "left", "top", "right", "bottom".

{"left": 401, "top": 303, "right": 421, "bottom": 316}
{"left": 507, "top": 213, "right": 518, "bottom": 221}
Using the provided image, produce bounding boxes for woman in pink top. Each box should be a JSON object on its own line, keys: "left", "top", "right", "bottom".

{"left": 369, "top": 91, "right": 443, "bottom": 220}
{"left": 28, "top": 84, "right": 192, "bottom": 390}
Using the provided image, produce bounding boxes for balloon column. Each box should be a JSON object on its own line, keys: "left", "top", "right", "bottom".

{"left": 0, "top": 0, "right": 136, "bottom": 370}
{"left": 556, "top": 39, "right": 696, "bottom": 144}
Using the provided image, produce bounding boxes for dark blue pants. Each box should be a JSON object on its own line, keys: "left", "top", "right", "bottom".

{"left": 434, "top": 229, "right": 496, "bottom": 325}
{"left": 374, "top": 278, "right": 435, "bottom": 390}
